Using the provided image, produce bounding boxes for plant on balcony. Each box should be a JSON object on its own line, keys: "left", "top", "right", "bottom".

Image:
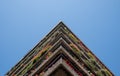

{"left": 102, "top": 69, "right": 111, "bottom": 76}
{"left": 96, "top": 69, "right": 111, "bottom": 76}
{"left": 32, "top": 45, "right": 51, "bottom": 63}
{"left": 87, "top": 52, "right": 94, "bottom": 59}
{"left": 105, "top": 69, "right": 111, "bottom": 76}
{"left": 91, "top": 59, "right": 98, "bottom": 71}
{"left": 70, "top": 43, "right": 82, "bottom": 57}
{"left": 70, "top": 44, "right": 79, "bottom": 52}
{"left": 69, "top": 33, "right": 79, "bottom": 42}
{"left": 84, "top": 59, "right": 98, "bottom": 72}
{"left": 96, "top": 70, "right": 103, "bottom": 76}
{"left": 20, "top": 45, "right": 51, "bottom": 75}
{"left": 21, "top": 61, "right": 33, "bottom": 75}
{"left": 64, "top": 27, "right": 69, "bottom": 34}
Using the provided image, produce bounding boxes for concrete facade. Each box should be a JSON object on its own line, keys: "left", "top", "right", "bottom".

{"left": 6, "top": 22, "right": 114, "bottom": 76}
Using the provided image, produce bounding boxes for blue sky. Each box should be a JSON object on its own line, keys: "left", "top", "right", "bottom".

{"left": 0, "top": 0, "right": 120, "bottom": 76}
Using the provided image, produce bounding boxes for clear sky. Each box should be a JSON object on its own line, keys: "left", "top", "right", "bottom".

{"left": 0, "top": 0, "right": 120, "bottom": 76}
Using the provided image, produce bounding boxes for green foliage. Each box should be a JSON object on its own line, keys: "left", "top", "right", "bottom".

{"left": 21, "top": 61, "right": 33, "bottom": 75}
{"left": 85, "top": 59, "right": 98, "bottom": 71}
{"left": 87, "top": 52, "right": 94, "bottom": 59}
{"left": 69, "top": 33, "right": 78, "bottom": 42}
{"left": 96, "top": 69, "right": 111, "bottom": 76}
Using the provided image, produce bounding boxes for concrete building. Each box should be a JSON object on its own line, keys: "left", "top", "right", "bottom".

{"left": 6, "top": 22, "right": 114, "bottom": 76}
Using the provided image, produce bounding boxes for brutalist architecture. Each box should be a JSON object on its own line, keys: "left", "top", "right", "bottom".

{"left": 6, "top": 22, "right": 114, "bottom": 76}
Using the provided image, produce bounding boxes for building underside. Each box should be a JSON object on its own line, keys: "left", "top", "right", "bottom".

{"left": 6, "top": 22, "right": 114, "bottom": 76}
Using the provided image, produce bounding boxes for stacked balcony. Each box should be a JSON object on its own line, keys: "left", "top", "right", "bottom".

{"left": 6, "top": 22, "right": 113, "bottom": 76}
